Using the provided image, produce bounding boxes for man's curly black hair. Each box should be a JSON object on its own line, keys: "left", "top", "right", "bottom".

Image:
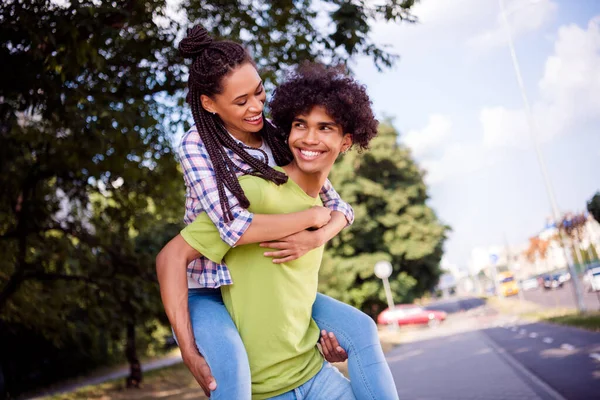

{"left": 269, "top": 63, "right": 378, "bottom": 151}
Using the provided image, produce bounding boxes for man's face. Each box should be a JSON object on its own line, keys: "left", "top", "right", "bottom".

{"left": 287, "top": 106, "right": 352, "bottom": 175}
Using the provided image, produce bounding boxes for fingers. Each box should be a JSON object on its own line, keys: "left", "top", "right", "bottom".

{"left": 264, "top": 249, "right": 293, "bottom": 258}
{"left": 188, "top": 353, "right": 217, "bottom": 394}
{"left": 259, "top": 241, "right": 286, "bottom": 249}
{"left": 320, "top": 330, "right": 348, "bottom": 363}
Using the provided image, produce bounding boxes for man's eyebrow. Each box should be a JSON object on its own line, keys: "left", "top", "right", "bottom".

{"left": 292, "top": 117, "right": 307, "bottom": 123}
{"left": 318, "top": 121, "right": 337, "bottom": 127}
{"left": 232, "top": 82, "right": 263, "bottom": 102}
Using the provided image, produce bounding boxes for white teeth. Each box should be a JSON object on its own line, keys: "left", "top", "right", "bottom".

{"left": 300, "top": 150, "right": 322, "bottom": 158}
{"left": 245, "top": 115, "right": 261, "bottom": 121}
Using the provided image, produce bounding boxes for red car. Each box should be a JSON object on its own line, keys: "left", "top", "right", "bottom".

{"left": 377, "top": 304, "right": 447, "bottom": 327}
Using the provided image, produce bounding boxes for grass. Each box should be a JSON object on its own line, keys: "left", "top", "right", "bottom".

{"left": 45, "top": 363, "right": 208, "bottom": 400}
{"left": 487, "top": 296, "right": 600, "bottom": 332}
{"left": 41, "top": 331, "right": 402, "bottom": 400}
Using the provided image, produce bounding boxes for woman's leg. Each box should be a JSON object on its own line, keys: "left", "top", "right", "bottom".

{"left": 186, "top": 288, "right": 252, "bottom": 399}
{"left": 312, "top": 293, "right": 398, "bottom": 400}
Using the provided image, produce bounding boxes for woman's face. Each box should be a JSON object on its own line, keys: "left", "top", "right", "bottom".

{"left": 201, "top": 62, "right": 266, "bottom": 136}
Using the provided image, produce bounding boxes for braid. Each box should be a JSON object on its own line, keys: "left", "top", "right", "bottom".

{"left": 181, "top": 25, "right": 292, "bottom": 221}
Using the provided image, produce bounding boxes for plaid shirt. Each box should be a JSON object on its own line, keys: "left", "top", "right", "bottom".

{"left": 179, "top": 126, "right": 355, "bottom": 288}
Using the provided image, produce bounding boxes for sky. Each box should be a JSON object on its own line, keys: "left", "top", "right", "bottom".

{"left": 352, "top": 0, "right": 600, "bottom": 269}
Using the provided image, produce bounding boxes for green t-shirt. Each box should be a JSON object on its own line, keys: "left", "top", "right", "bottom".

{"left": 181, "top": 167, "right": 324, "bottom": 399}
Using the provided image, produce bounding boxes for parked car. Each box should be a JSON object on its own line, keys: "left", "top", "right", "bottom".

{"left": 377, "top": 304, "right": 447, "bottom": 328}
{"left": 542, "top": 274, "right": 563, "bottom": 290}
{"left": 520, "top": 278, "right": 539, "bottom": 291}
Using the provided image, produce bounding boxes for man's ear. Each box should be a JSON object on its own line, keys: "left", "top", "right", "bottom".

{"left": 200, "top": 94, "right": 217, "bottom": 114}
{"left": 341, "top": 133, "right": 353, "bottom": 153}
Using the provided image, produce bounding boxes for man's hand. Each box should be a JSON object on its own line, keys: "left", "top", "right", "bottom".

{"left": 319, "top": 330, "right": 348, "bottom": 363}
{"left": 182, "top": 349, "right": 217, "bottom": 396}
{"left": 260, "top": 230, "right": 323, "bottom": 264}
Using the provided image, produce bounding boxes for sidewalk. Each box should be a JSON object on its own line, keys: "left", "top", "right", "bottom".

{"left": 26, "top": 353, "right": 183, "bottom": 399}
{"left": 385, "top": 328, "right": 564, "bottom": 400}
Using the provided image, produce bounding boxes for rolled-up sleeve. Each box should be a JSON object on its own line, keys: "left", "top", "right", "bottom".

{"left": 319, "top": 178, "right": 354, "bottom": 226}
{"left": 178, "top": 129, "right": 253, "bottom": 246}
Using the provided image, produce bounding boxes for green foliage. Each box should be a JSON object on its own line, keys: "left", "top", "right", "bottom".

{"left": 588, "top": 192, "right": 600, "bottom": 224}
{"left": 319, "top": 122, "right": 450, "bottom": 316}
{"left": 0, "top": 0, "right": 419, "bottom": 393}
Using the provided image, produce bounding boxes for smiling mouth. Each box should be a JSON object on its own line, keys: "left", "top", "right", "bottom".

{"left": 244, "top": 114, "right": 263, "bottom": 123}
{"left": 298, "top": 149, "right": 324, "bottom": 160}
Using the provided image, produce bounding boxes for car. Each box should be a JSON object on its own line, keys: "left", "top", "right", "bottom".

{"left": 377, "top": 304, "right": 447, "bottom": 328}
{"left": 520, "top": 278, "right": 539, "bottom": 291}
{"left": 542, "top": 274, "right": 563, "bottom": 290}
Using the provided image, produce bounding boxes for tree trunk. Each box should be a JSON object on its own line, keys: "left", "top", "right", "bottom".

{"left": 125, "top": 322, "right": 142, "bottom": 388}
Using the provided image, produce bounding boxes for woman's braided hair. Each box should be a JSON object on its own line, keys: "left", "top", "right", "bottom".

{"left": 179, "top": 25, "right": 293, "bottom": 222}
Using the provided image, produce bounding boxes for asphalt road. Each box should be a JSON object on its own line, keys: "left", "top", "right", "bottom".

{"left": 517, "top": 280, "right": 600, "bottom": 310}
{"left": 388, "top": 297, "right": 600, "bottom": 400}
{"left": 483, "top": 320, "right": 600, "bottom": 400}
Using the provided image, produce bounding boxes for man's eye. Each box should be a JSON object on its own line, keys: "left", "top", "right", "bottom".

{"left": 293, "top": 123, "right": 305, "bottom": 128}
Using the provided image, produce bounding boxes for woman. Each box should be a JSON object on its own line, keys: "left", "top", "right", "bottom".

{"left": 161, "top": 25, "right": 397, "bottom": 399}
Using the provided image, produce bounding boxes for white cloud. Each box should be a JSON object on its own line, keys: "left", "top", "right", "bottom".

{"left": 421, "top": 141, "right": 496, "bottom": 185}
{"left": 403, "top": 114, "right": 452, "bottom": 157}
{"left": 467, "top": 0, "right": 557, "bottom": 50}
{"left": 481, "top": 15, "right": 600, "bottom": 149}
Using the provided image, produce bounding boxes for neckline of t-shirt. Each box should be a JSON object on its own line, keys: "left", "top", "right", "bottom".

{"left": 273, "top": 166, "right": 320, "bottom": 202}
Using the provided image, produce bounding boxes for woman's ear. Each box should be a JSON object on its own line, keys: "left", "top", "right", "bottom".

{"left": 200, "top": 94, "right": 217, "bottom": 114}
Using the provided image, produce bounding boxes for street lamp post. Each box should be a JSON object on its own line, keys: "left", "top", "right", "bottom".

{"left": 374, "top": 260, "right": 398, "bottom": 331}
{"left": 498, "top": 0, "right": 586, "bottom": 311}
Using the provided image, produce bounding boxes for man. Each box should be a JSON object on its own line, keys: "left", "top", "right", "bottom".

{"left": 157, "top": 64, "right": 383, "bottom": 399}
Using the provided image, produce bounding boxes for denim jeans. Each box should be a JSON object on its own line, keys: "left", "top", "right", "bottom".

{"left": 269, "top": 361, "right": 355, "bottom": 400}
{"left": 185, "top": 289, "right": 398, "bottom": 399}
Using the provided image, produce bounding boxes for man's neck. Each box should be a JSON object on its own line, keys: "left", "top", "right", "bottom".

{"left": 282, "top": 161, "right": 330, "bottom": 198}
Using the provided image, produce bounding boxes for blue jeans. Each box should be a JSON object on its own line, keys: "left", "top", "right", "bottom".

{"left": 269, "top": 361, "right": 354, "bottom": 400}
{"left": 186, "top": 289, "right": 398, "bottom": 400}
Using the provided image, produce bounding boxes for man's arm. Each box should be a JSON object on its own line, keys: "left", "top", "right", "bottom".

{"left": 155, "top": 235, "right": 216, "bottom": 395}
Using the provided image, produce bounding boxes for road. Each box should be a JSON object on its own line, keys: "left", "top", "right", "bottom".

{"left": 516, "top": 280, "right": 600, "bottom": 310}
{"left": 386, "top": 297, "right": 600, "bottom": 400}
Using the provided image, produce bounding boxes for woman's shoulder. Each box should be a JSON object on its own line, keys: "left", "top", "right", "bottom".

{"left": 179, "top": 125, "right": 208, "bottom": 155}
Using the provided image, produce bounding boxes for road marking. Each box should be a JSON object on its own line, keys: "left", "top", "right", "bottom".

{"left": 519, "top": 329, "right": 527, "bottom": 335}
{"left": 561, "top": 343, "right": 575, "bottom": 351}
{"left": 590, "top": 353, "right": 600, "bottom": 362}
{"left": 543, "top": 337, "right": 553, "bottom": 344}
{"left": 511, "top": 327, "right": 518, "bottom": 332}
{"left": 482, "top": 332, "right": 567, "bottom": 400}
{"left": 529, "top": 332, "right": 538, "bottom": 338}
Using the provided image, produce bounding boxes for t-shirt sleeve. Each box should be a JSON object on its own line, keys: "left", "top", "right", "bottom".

{"left": 180, "top": 178, "right": 264, "bottom": 263}
{"left": 181, "top": 213, "right": 232, "bottom": 264}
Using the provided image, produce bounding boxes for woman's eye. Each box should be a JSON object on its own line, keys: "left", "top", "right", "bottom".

{"left": 236, "top": 101, "right": 247, "bottom": 106}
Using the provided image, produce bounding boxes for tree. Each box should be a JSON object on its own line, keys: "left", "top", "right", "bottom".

{"left": 588, "top": 192, "right": 600, "bottom": 224}
{"left": 319, "top": 122, "right": 449, "bottom": 318}
{"left": 1, "top": 0, "right": 420, "bottom": 393}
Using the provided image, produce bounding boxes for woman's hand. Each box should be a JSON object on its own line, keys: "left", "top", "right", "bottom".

{"left": 310, "top": 205, "right": 332, "bottom": 229}
{"left": 260, "top": 229, "right": 323, "bottom": 264}
{"left": 319, "top": 330, "right": 348, "bottom": 363}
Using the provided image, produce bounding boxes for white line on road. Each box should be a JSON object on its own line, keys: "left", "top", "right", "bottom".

{"left": 482, "top": 333, "right": 567, "bottom": 400}
{"left": 511, "top": 327, "right": 518, "bottom": 332}
{"left": 543, "top": 337, "right": 553, "bottom": 344}
{"left": 561, "top": 343, "right": 575, "bottom": 351}
{"left": 590, "top": 353, "right": 600, "bottom": 362}
{"left": 519, "top": 329, "right": 527, "bottom": 335}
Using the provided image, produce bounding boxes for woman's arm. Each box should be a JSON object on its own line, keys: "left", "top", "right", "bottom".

{"left": 319, "top": 178, "right": 354, "bottom": 226}
{"left": 179, "top": 129, "right": 330, "bottom": 247}
{"left": 155, "top": 235, "right": 216, "bottom": 394}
